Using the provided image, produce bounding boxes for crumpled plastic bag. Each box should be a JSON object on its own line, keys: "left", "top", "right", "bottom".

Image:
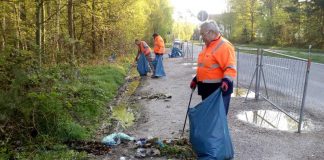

{"left": 102, "top": 132, "right": 135, "bottom": 146}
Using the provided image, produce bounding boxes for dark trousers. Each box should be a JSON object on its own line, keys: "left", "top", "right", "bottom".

{"left": 198, "top": 83, "right": 231, "bottom": 115}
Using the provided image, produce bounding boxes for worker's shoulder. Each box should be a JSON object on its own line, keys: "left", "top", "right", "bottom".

{"left": 221, "top": 37, "right": 234, "bottom": 50}
{"left": 221, "top": 37, "right": 233, "bottom": 47}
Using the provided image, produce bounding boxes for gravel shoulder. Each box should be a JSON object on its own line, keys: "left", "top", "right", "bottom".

{"left": 128, "top": 56, "right": 324, "bottom": 160}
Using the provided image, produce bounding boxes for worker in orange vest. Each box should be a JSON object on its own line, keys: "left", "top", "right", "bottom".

{"left": 190, "top": 21, "right": 237, "bottom": 115}
{"left": 135, "top": 39, "right": 154, "bottom": 76}
{"left": 152, "top": 33, "right": 166, "bottom": 78}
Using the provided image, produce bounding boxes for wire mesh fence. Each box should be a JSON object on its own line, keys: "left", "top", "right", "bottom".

{"left": 183, "top": 41, "right": 194, "bottom": 61}
{"left": 236, "top": 48, "right": 258, "bottom": 90}
{"left": 236, "top": 47, "right": 311, "bottom": 133}
{"left": 182, "top": 40, "right": 205, "bottom": 61}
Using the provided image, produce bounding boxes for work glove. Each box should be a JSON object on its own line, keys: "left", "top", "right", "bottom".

{"left": 221, "top": 78, "right": 233, "bottom": 96}
{"left": 190, "top": 76, "right": 197, "bottom": 90}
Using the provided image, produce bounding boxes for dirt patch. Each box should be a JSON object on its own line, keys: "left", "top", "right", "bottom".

{"left": 64, "top": 140, "right": 111, "bottom": 155}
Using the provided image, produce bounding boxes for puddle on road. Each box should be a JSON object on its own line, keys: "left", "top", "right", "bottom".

{"left": 237, "top": 110, "right": 313, "bottom": 132}
{"left": 182, "top": 62, "right": 197, "bottom": 66}
{"left": 112, "top": 103, "right": 135, "bottom": 128}
{"left": 232, "top": 88, "right": 255, "bottom": 98}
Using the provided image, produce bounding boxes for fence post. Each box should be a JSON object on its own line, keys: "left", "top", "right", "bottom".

{"left": 260, "top": 49, "right": 269, "bottom": 98}
{"left": 236, "top": 48, "right": 240, "bottom": 96}
{"left": 191, "top": 41, "right": 194, "bottom": 61}
{"left": 255, "top": 48, "right": 260, "bottom": 100}
{"left": 186, "top": 42, "right": 189, "bottom": 60}
{"left": 298, "top": 45, "right": 312, "bottom": 133}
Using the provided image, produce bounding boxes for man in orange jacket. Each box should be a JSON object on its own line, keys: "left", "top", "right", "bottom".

{"left": 190, "top": 21, "right": 236, "bottom": 115}
{"left": 152, "top": 33, "right": 166, "bottom": 78}
{"left": 135, "top": 39, "right": 154, "bottom": 74}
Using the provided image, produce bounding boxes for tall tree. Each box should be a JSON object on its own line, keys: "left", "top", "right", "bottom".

{"left": 35, "top": 0, "right": 42, "bottom": 66}
{"left": 68, "top": 0, "right": 75, "bottom": 64}
{"left": 92, "top": 0, "right": 96, "bottom": 55}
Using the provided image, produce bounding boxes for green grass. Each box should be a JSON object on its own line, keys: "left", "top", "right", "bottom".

{"left": 236, "top": 44, "right": 324, "bottom": 63}
{"left": 0, "top": 61, "right": 131, "bottom": 159}
{"left": 1, "top": 144, "right": 88, "bottom": 160}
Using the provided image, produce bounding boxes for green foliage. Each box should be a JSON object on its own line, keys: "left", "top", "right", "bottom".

{"left": 218, "top": 0, "right": 324, "bottom": 49}
{"left": 0, "top": 51, "right": 127, "bottom": 147}
{"left": 145, "top": 0, "right": 174, "bottom": 44}
{"left": 5, "top": 144, "right": 88, "bottom": 160}
{"left": 112, "top": 103, "right": 135, "bottom": 128}
{"left": 172, "top": 22, "right": 196, "bottom": 41}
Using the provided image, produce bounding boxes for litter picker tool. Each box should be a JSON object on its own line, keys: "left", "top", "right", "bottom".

{"left": 181, "top": 88, "right": 195, "bottom": 137}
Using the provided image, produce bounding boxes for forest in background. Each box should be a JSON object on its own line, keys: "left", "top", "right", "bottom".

{"left": 214, "top": 0, "right": 324, "bottom": 48}
{"left": 0, "top": 0, "right": 173, "bottom": 158}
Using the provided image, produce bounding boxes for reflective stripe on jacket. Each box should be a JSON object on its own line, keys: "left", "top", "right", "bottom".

{"left": 139, "top": 41, "right": 151, "bottom": 55}
{"left": 154, "top": 35, "right": 165, "bottom": 54}
{"left": 196, "top": 37, "right": 236, "bottom": 83}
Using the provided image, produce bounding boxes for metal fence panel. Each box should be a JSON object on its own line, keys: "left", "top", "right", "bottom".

{"left": 236, "top": 47, "right": 311, "bottom": 133}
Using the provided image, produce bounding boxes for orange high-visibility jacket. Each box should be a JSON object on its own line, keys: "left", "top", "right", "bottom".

{"left": 153, "top": 35, "right": 165, "bottom": 54}
{"left": 196, "top": 36, "right": 237, "bottom": 83}
{"left": 139, "top": 41, "right": 151, "bottom": 55}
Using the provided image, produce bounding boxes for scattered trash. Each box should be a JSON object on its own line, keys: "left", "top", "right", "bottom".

{"left": 155, "top": 139, "right": 165, "bottom": 148}
{"left": 135, "top": 138, "right": 148, "bottom": 148}
{"left": 102, "top": 132, "right": 135, "bottom": 146}
{"left": 119, "top": 156, "right": 126, "bottom": 160}
{"left": 135, "top": 148, "right": 147, "bottom": 158}
{"left": 140, "top": 93, "right": 172, "bottom": 100}
{"left": 151, "top": 148, "right": 161, "bottom": 156}
{"left": 133, "top": 137, "right": 195, "bottom": 159}
{"left": 66, "top": 136, "right": 195, "bottom": 159}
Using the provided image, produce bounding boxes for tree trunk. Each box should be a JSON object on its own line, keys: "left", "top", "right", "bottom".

{"left": 249, "top": 0, "right": 256, "bottom": 42}
{"left": 1, "top": 13, "right": 6, "bottom": 51}
{"left": 41, "top": 1, "right": 45, "bottom": 56}
{"left": 20, "top": 2, "right": 27, "bottom": 50}
{"left": 55, "top": 0, "right": 61, "bottom": 64}
{"left": 92, "top": 0, "right": 96, "bottom": 55}
{"left": 14, "top": 3, "right": 21, "bottom": 49}
{"left": 68, "top": 0, "right": 75, "bottom": 64}
{"left": 35, "top": 0, "right": 42, "bottom": 67}
{"left": 321, "top": 7, "right": 324, "bottom": 48}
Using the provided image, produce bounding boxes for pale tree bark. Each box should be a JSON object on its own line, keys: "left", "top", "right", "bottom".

{"left": 20, "top": 2, "right": 27, "bottom": 50}
{"left": 55, "top": 0, "right": 61, "bottom": 64}
{"left": 321, "top": 7, "right": 324, "bottom": 48}
{"left": 1, "top": 14, "right": 6, "bottom": 51}
{"left": 14, "top": 2, "right": 21, "bottom": 50}
{"left": 92, "top": 0, "right": 96, "bottom": 55}
{"left": 35, "top": 0, "right": 42, "bottom": 67}
{"left": 68, "top": 0, "right": 75, "bottom": 64}
{"left": 249, "top": 0, "right": 256, "bottom": 42}
{"left": 41, "top": 1, "right": 46, "bottom": 56}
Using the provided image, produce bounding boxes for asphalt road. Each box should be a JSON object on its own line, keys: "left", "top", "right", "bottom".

{"left": 180, "top": 42, "right": 324, "bottom": 116}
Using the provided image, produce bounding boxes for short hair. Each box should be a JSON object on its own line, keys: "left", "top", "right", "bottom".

{"left": 152, "top": 33, "right": 159, "bottom": 37}
{"left": 200, "top": 20, "right": 220, "bottom": 34}
{"left": 135, "top": 39, "right": 140, "bottom": 43}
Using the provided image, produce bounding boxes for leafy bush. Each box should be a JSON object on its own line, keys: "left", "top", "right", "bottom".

{"left": 0, "top": 48, "right": 127, "bottom": 148}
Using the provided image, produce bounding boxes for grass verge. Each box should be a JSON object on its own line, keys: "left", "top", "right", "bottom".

{"left": 0, "top": 55, "right": 136, "bottom": 159}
